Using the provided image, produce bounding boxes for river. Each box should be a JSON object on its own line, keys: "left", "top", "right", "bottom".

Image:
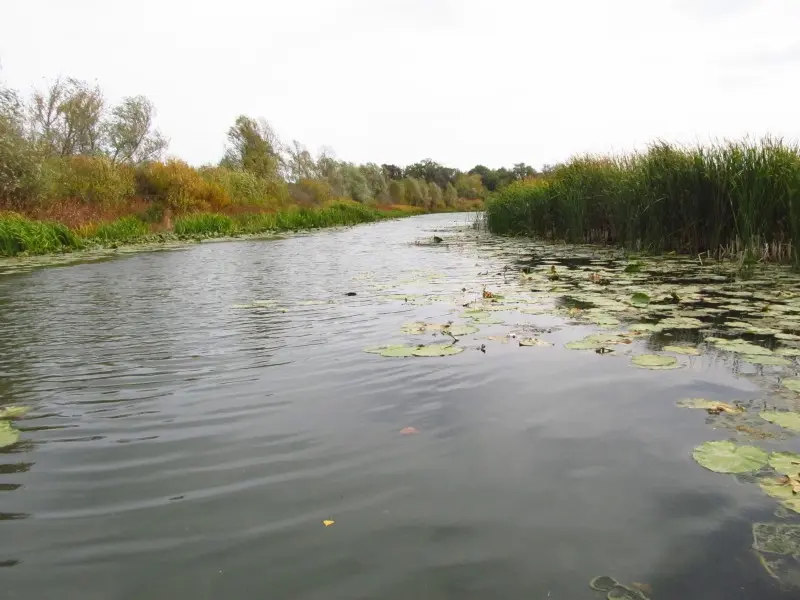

{"left": 1, "top": 213, "right": 799, "bottom": 599}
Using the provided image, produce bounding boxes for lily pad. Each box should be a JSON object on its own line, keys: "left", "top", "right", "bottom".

{"left": 627, "top": 323, "right": 659, "bottom": 332}
{"left": 589, "top": 576, "right": 619, "bottom": 592}
{"left": 692, "top": 440, "right": 768, "bottom": 473}
{"left": 0, "top": 421, "right": 20, "bottom": 449}
{"left": 0, "top": 406, "right": 30, "bottom": 419}
{"left": 760, "top": 476, "right": 800, "bottom": 513}
{"left": 565, "top": 339, "right": 610, "bottom": 350}
{"left": 631, "top": 354, "right": 680, "bottom": 370}
{"left": 658, "top": 316, "right": 707, "bottom": 330}
{"left": 607, "top": 585, "right": 649, "bottom": 600}
{"left": 753, "top": 523, "right": 800, "bottom": 555}
{"left": 630, "top": 292, "right": 650, "bottom": 307}
{"left": 411, "top": 344, "right": 464, "bottom": 357}
{"left": 776, "top": 332, "right": 800, "bottom": 341}
{"left": 776, "top": 348, "right": 800, "bottom": 357}
{"left": 519, "top": 338, "right": 552, "bottom": 347}
{"left": 742, "top": 355, "right": 791, "bottom": 366}
{"left": 442, "top": 324, "right": 479, "bottom": 336}
{"left": 769, "top": 452, "right": 800, "bottom": 475}
{"left": 676, "top": 398, "right": 743, "bottom": 414}
{"left": 469, "top": 315, "right": 505, "bottom": 325}
{"left": 379, "top": 345, "right": 419, "bottom": 358}
{"left": 663, "top": 345, "right": 701, "bottom": 356}
{"left": 714, "top": 340, "right": 773, "bottom": 355}
{"left": 782, "top": 377, "right": 800, "bottom": 392}
{"left": 760, "top": 411, "right": 800, "bottom": 432}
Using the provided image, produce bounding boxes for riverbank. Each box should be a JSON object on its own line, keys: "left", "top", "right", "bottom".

{"left": 0, "top": 201, "right": 447, "bottom": 257}
{"left": 485, "top": 138, "right": 800, "bottom": 266}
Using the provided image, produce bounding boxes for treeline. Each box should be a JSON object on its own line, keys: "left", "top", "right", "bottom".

{"left": 0, "top": 75, "right": 535, "bottom": 219}
{"left": 486, "top": 138, "right": 800, "bottom": 265}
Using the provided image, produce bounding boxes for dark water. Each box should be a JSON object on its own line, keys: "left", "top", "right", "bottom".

{"left": 1, "top": 213, "right": 797, "bottom": 599}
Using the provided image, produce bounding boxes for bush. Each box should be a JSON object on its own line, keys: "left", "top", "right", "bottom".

{"left": 200, "top": 166, "right": 288, "bottom": 208}
{"left": 288, "top": 178, "right": 336, "bottom": 205}
{"left": 136, "top": 160, "right": 229, "bottom": 212}
{"left": 41, "top": 155, "right": 135, "bottom": 207}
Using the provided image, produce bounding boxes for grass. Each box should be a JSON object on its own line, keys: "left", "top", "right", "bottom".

{"left": 0, "top": 202, "right": 427, "bottom": 257}
{"left": 486, "top": 138, "right": 800, "bottom": 266}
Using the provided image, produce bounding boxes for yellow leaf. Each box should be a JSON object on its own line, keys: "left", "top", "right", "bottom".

{"left": 322, "top": 519, "right": 335, "bottom": 527}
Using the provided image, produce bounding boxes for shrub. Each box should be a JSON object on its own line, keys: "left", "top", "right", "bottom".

{"left": 41, "top": 155, "right": 135, "bottom": 207}
{"left": 136, "top": 160, "right": 229, "bottom": 212}
{"left": 288, "top": 178, "right": 336, "bottom": 205}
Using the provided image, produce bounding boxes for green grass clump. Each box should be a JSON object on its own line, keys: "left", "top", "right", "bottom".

{"left": 0, "top": 212, "right": 81, "bottom": 256}
{"left": 89, "top": 216, "right": 150, "bottom": 243}
{"left": 486, "top": 138, "right": 800, "bottom": 265}
{"left": 174, "top": 213, "right": 236, "bottom": 237}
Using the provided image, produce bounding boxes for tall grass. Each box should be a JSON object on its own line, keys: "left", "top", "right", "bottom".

{"left": 486, "top": 138, "right": 800, "bottom": 264}
{"left": 87, "top": 216, "right": 150, "bottom": 243}
{"left": 0, "top": 212, "right": 82, "bottom": 256}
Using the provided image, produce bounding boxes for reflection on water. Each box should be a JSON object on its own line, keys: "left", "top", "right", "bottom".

{"left": 1, "top": 213, "right": 799, "bottom": 599}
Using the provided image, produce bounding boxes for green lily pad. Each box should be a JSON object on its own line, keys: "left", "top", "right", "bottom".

{"left": 631, "top": 354, "right": 680, "bottom": 370}
{"left": 776, "top": 348, "right": 800, "bottom": 357}
{"left": 469, "top": 315, "right": 505, "bottom": 325}
{"left": 760, "top": 411, "right": 800, "bottom": 432}
{"left": 627, "top": 323, "right": 659, "bottom": 332}
{"left": 776, "top": 332, "right": 800, "bottom": 341}
{"left": 0, "top": 421, "right": 20, "bottom": 449}
{"left": 663, "top": 345, "right": 701, "bottom": 356}
{"left": 714, "top": 340, "right": 773, "bottom": 355}
{"left": 692, "top": 440, "right": 768, "bottom": 473}
{"left": 443, "top": 324, "right": 479, "bottom": 336}
{"left": 587, "top": 314, "right": 621, "bottom": 327}
{"left": 769, "top": 452, "right": 800, "bottom": 475}
{"left": 519, "top": 338, "right": 552, "bottom": 347}
{"left": 658, "top": 316, "right": 707, "bottom": 330}
{"left": 760, "top": 477, "right": 800, "bottom": 513}
{"left": 379, "top": 345, "right": 419, "bottom": 358}
{"left": 565, "top": 339, "right": 610, "bottom": 350}
{"left": 589, "top": 576, "right": 619, "bottom": 592}
{"left": 753, "top": 523, "right": 800, "bottom": 555}
{"left": 411, "top": 344, "right": 464, "bottom": 357}
{"left": 742, "top": 355, "right": 791, "bottom": 366}
{"left": 630, "top": 292, "right": 650, "bottom": 307}
{"left": 782, "top": 377, "right": 800, "bottom": 392}
{"left": 0, "top": 406, "right": 30, "bottom": 419}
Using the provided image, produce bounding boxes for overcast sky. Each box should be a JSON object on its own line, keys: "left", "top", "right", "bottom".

{"left": 2, "top": 0, "right": 799, "bottom": 170}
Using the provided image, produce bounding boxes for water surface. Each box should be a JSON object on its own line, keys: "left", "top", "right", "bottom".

{"left": 1, "top": 213, "right": 799, "bottom": 599}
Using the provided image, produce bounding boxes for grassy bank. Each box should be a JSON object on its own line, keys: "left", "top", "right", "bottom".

{"left": 0, "top": 202, "right": 426, "bottom": 257}
{"left": 486, "top": 138, "right": 800, "bottom": 265}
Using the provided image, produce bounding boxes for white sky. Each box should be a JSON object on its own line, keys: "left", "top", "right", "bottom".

{"left": 2, "top": 0, "right": 799, "bottom": 170}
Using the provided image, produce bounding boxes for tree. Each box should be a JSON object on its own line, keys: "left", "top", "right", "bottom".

{"left": 469, "top": 164, "right": 499, "bottom": 191}
{"left": 388, "top": 179, "right": 405, "bottom": 204}
{"left": 405, "top": 159, "right": 458, "bottom": 189}
{"left": 455, "top": 173, "right": 485, "bottom": 199}
{"left": 381, "top": 164, "right": 403, "bottom": 180}
{"left": 0, "top": 81, "right": 37, "bottom": 202}
{"left": 49, "top": 78, "right": 104, "bottom": 156}
{"left": 340, "top": 163, "right": 371, "bottom": 203}
{"left": 359, "top": 163, "right": 388, "bottom": 203}
{"left": 427, "top": 181, "right": 443, "bottom": 209}
{"left": 403, "top": 177, "right": 425, "bottom": 206}
{"left": 106, "top": 95, "right": 167, "bottom": 164}
{"left": 443, "top": 182, "right": 458, "bottom": 207}
{"left": 512, "top": 162, "right": 537, "bottom": 180}
{"left": 285, "top": 140, "right": 319, "bottom": 181}
{"left": 221, "top": 116, "right": 281, "bottom": 180}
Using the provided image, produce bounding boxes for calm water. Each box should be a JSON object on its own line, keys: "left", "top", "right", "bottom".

{"left": 1, "top": 213, "right": 798, "bottom": 599}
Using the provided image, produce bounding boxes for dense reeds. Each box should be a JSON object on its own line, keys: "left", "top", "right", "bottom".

{"left": 486, "top": 139, "right": 800, "bottom": 264}
{"left": 0, "top": 202, "right": 422, "bottom": 257}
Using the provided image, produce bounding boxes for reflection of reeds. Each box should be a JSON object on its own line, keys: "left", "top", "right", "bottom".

{"left": 0, "top": 202, "right": 420, "bottom": 256}
{"left": 486, "top": 138, "right": 800, "bottom": 266}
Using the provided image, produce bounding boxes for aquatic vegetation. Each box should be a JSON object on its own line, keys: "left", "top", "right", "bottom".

{"left": 768, "top": 451, "right": 800, "bottom": 475}
{"left": 411, "top": 344, "right": 464, "bottom": 357}
{"left": 782, "top": 377, "right": 800, "bottom": 392}
{"left": 442, "top": 324, "right": 478, "bottom": 336}
{"left": 0, "top": 421, "right": 20, "bottom": 449}
{"left": 760, "top": 410, "right": 800, "bottom": 432}
{"left": 676, "top": 398, "right": 743, "bottom": 414}
{"left": 589, "top": 576, "right": 650, "bottom": 600}
{"left": 692, "top": 440, "right": 768, "bottom": 473}
{"left": 0, "top": 406, "right": 30, "bottom": 419}
{"left": 760, "top": 476, "right": 800, "bottom": 513}
{"left": 752, "top": 523, "right": 800, "bottom": 555}
{"left": 741, "top": 355, "right": 790, "bottom": 366}
{"left": 378, "top": 345, "right": 418, "bottom": 358}
{"left": 712, "top": 339, "right": 772, "bottom": 355}
{"left": 518, "top": 338, "right": 551, "bottom": 347}
{"left": 0, "top": 213, "right": 82, "bottom": 256}
{"left": 631, "top": 354, "right": 680, "bottom": 370}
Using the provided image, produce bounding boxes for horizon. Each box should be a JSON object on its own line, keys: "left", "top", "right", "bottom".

{"left": 3, "top": 0, "right": 800, "bottom": 171}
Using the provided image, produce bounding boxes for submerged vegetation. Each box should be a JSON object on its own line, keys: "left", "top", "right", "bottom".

{"left": 0, "top": 72, "right": 539, "bottom": 256}
{"left": 486, "top": 139, "right": 800, "bottom": 266}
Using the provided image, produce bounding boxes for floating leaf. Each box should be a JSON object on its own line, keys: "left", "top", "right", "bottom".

{"left": 782, "top": 377, "right": 800, "bottom": 393}
{"left": 589, "top": 576, "right": 619, "bottom": 592}
{"left": 761, "top": 477, "right": 800, "bottom": 513}
{"left": 566, "top": 339, "right": 610, "bottom": 350}
{"left": 379, "top": 345, "right": 418, "bottom": 358}
{"left": 607, "top": 584, "right": 649, "bottom": 600}
{"left": 322, "top": 519, "right": 335, "bottom": 527}
{"left": 443, "top": 324, "right": 479, "bottom": 336}
{"left": 0, "top": 421, "right": 19, "bottom": 449}
{"left": 692, "top": 440, "right": 768, "bottom": 473}
{"left": 630, "top": 292, "right": 650, "bottom": 306}
{"left": 0, "top": 406, "right": 30, "bottom": 419}
{"left": 518, "top": 338, "right": 552, "bottom": 347}
{"left": 663, "top": 345, "right": 701, "bottom": 356}
{"left": 742, "top": 355, "right": 791, "bottom": 366}
{"left": 776, "top": 347, "right": 800, "bottom": 357}
{"left": 411, "top": 344, "right": 464, "bottom": 357}
{"left": 760, "top": 411, "right": 800, "bottom": 432}
{"left": 752, "top": 522, "right": 800, "bottom": 555}
{"left": 469, "top": 315, "right": 505, "bottom": 325}
{"left": 776, "top": 332, "right": 800, "bottom": 341}
{"left": 627, "top": 323, "right": 659, "bottom": 332}
{"left": 676, "top": 398, "right": 743, "bottom": 414}
{"left": 770, "top": 452, "right": 800, "bottom": 476}
{"left": 400, "top": 321, "right": 428, "bottom": 334}
{"left": 658, "top": 316, "right": 707, "bottom": 330}
{"left": 364, "top": 344, "right": 408, "bottom": 355}
{"left": 713, "top": 339, "right": 773, "bottom": 355}
{"left": 631, "top": 354, "right": 680, "bottom": 370}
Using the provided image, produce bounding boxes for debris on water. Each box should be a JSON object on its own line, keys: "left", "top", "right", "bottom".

{"left": 322, "top": 520, "right": 335, "bottom": 527}
{"left": 676, "top": 398, "right": 744, "bottom": 414}
{"left": 345, "top": 292, "right": 357, "bottom": 296}
{"left": 400, "top": 427, "right": 419, "bottom": 435}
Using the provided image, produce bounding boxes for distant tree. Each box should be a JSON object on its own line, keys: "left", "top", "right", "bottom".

{"left": 340, "top": 163, "right": 371, "bottom": 203}
{"left": 405, "top": 159, "right": 458, "bottom": 189}
{"left": 359, "top": 163, "right": 388, "bottom": 203}
{"left": 512, "top": 162, "right": 537, "bottom": 180}
{"left": 455, "top": 173, "right": 485, "bottom": 199}
{"left": 0, "top": 81, "right": 37, "bottom": 202}
{"left": 443, "top": 182, "right": 457, "bottom": 207}
{"left": 468, "top": 165, "right": 499, "bottom": 191}
{"left": 403, "top": 177, "right": 425, "bottom": 206}
{"left": 381, "top": 163, "right": 403, "bottom": 180}
{"left": 106, "top": 95, "right": 168, "bottom": 164}
{"left": 285, "top": 140, "right": 319, "bottom": 181}
{"left": 388, "top": 179, "right": 405, "bottom": 204}
{"left": 221, "top": 116, "right": 281, "bottom": 180}
{"left": 427, "top": 181, "right": 443, "bottom": 209}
